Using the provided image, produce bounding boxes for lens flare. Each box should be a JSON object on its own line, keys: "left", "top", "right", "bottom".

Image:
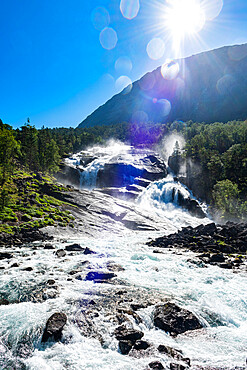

{"left": 202, "top": 0, "right": 223, "bottom": 20}
{"left": 146, "top": 38, "right": 165, "bottom": 60}
{"left": 115, "top": 56, "right": 133, "bottom": 74}
{"left": 165, "top": 0, "right": 205, "bottom": 36}
{"left": 115, "top": 75, "right": 133, "bottom": 94}
{"left": 161, "top": 60, "right": 180, "bottom": 80}
{"left": 163, "top": 0, "right": 205, "bottom": 55}
{"left": 99, "top": 27, "right": 118, "bottom": 50}
{"left": 159, "top": 99, "right": 171, "bottom": 117}
{"left": 91, "top": 7, "right": 110, "bottom": 31}
{"left": 120, "top": 0, "right": 140, "bottom": 20}
{"left": 132, "top": 110, "right": 148, "bottom": 123}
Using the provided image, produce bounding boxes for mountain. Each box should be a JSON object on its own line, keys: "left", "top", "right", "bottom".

{"left": 78, "top": 44, "right": 247, "bottom": 128}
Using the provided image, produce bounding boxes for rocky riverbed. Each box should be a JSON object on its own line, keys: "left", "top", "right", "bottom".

{"left": 0, "top": 143, "right": 246, "bottom": 369}
{"left": 0, "top": 221, "right": 246, "bottom": 369}
{"left": 148, "top": 222, "right": 247, "bottom": 271}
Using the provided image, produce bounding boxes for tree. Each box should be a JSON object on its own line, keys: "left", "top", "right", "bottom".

{"left": 0, "top": 124, "right": 20, "bottom": 210}
{"left": 213, "top": 180, "right": 239, "bottom": 217}
{"left": 19, "top": 124, "right": 38, "bottom": 170}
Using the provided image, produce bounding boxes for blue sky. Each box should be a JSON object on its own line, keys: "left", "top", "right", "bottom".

{"left": 1, "top": 0, "right": 247, "bottom": 128}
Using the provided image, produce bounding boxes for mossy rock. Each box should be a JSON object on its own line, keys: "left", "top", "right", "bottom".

{"left": 21, "top": 214, "right": 32, "bottom": 222}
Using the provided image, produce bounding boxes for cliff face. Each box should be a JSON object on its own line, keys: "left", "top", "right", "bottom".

{"left": 78, "top": 44, "right": 247, "bottom": 128}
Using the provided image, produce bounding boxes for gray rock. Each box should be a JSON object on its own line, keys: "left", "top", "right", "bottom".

{"left": 55, "top": 249, "right": 66, "bottom": 258}
{"left": 41, "top": 312, "right": 67, "bottom": 342}
{"left": 153, "top": 303, "right": 203, "bottom": 335}
{"left": 149, "top": 361, "right": 164, "bottom": 369}
{"left": 65, "top": 243, "right": 83, "bottom": 252}
{"left": 114, "top": 325, "right": 144, "bottom": 344}
{"left": 119, "top": 340, "right": 133, "bottom": 355}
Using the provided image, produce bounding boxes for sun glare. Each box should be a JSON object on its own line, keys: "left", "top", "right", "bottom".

{"left": 164, "top": 0, "right": 205, "bottom": 50}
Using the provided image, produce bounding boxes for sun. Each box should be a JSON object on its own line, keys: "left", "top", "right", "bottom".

{"left": 164, "top": 0, "right": 205, "bottom": 48}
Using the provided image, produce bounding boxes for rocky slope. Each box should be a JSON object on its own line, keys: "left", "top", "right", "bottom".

{"left": 78, "top": 44, "right": 247, "bottom": 128}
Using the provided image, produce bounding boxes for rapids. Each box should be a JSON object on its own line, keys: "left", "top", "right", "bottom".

{"left": 0, "top": 142, "right": 246, "bottom": 369}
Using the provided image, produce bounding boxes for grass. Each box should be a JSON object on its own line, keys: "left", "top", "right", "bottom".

{"left": 0, "top": 168, "right": 75, "bottom": 234}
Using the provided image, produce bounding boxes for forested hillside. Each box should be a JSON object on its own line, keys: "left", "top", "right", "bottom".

{"left": 0, "top": 118, "right": 246, "bottom": 221}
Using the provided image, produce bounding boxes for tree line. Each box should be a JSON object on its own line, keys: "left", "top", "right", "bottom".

{"left": 168, "top": 120, "right": 247, "bottom": 219}
{"left": 0, "top": 118, "right": 246, "bottom": 219}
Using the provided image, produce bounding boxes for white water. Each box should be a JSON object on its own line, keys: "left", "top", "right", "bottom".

{"left": 0, "top": 233, "right": 246, "bottom": 369}
{"left": 1, "top": 142, "right": 246, "bottom": 368}
{"left": 65, "top": 141, "right": 136, "bottom": 189}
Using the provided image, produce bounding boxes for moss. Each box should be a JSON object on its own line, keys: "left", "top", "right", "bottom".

{"left": 0, "top": 168, "right": 75, "bottom": 232}
{"left": 0, "top": 224, "right": 14, "bottom": 234}
{"left": 217, "top": 240, "right": 227, "bottom": 246}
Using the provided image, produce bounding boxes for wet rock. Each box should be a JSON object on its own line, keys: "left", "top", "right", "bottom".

{"left": 0, "top": 298, "right": 10, "bottom": 305}
{"left": 85, "top": 271, "right": 116, "bottom": 282}
{"left": 148, "top": 221, "right": 247, "bottom": 269}
{"left": 22, "top": 267, "right": 33, "bottom": 272}
{"left": 209, "top": 254, "right": 225, "bottom": 263}
{"left": 114, "top": 325, "right": 144, "bottom": 344}
{"left": 158, "top": 345, "right": 182, "bottom": 358}
{"left": 158, "top": 345, "right": 190, "bottom": 366}
{"left": 44, "top": 244, "right": 55, "bottom": 250}
{"left": 0, "top": 252, "right": 13, "bottom": 260}
{"left": 10, "top": 262, "right": 19, "bottom": 268}
{"left": 107, "top": 261, "right": 125, "bottom": 272}
{"left": 47, "top": 279, "right": 56, "bottom": 285}
{"left": 153, "top": 303, "right": 203, "bottom": 335}
{"left": 133, "top": 340, "right": 150, "bottom": 350}
{"left": 55, "top": 249, "right": 66, "bottom": 257}
{"left": 177, "top": 192, "right": 206, "bottom": 218}
{"left": 149, "top": 361, "right": 164, "bottom": 369}
{"left": 130, "top": 303, "right": 146, "bottom": 311}
{"left": 65, "top": 243, "right": 83, "bottom": 252}
{"left": 83, "top": 247, "right": 96, "bottom": 255}
{"left": 218, "top": 262, "right": 232, "bottom": 269}
{"left": 97, "top": 156, "right": 167, "bottom": 188}
{"left": 119, "top": 340, "right": 133, "bottom": 355}
{"left": 41, "top": 312, "right": 67, "bottom": 342}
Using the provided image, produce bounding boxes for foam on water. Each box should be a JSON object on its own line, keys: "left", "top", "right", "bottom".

{"left": 137, "top": 175, "right": 208, "bottom": 229}
{"left": 65, "top": 142, "right": 135, "bottom": 189}
{"left": 1, "top": 143, "right": 246, "bottom": 368}
{"left": 0, "top": 231, "right": 246, "bottom": 368}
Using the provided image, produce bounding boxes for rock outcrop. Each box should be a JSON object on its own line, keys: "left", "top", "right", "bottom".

{"left": 153, "top": 303, "right": 203, "bottom": 335}
{"left": 148, "top": 221, "right": 247, "bottom": 269}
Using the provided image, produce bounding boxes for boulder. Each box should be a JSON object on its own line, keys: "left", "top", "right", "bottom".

{"left": 44, "top": 244, "right": 55, "bottom": 250}
{"left": 149, "top": 361, "right": 165, "bottom": 369}
{"left": 83, "top": 247, "right": 96, "bottom": 255}
{"left": 119, "top": 340, "right": 133, "bottom": 355}
{"left": 153, "top": 303, "right": 203, "bottom": 335}
{"left": 41, "top": 312, "right": 67, "bottom": 342}
{"left": 0, "top": 298, "right": 9, "bottom": 305}
{"left": 55, "top": 249, "right": 66, "bottom": 258}
{"left": 65, "top": 243, "right": 83, "bottom": 252}
{"left": 0, "top": 252, "right": 13, "bottom": 260}
{"left": 133, "top": 340, "right": 150, "bottom": 350}
{"left": 114, "top": 325, "right": 144, "bottom": 344}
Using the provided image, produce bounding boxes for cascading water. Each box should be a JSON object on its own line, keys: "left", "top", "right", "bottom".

{"left": 65, "top": 141, "right": 134, "bottom": 189}
{"left": 1, "top": 142, "right": 246, "bottom": 369}
{"left": 137, "top": 175, "right": 208, "bottom": 229}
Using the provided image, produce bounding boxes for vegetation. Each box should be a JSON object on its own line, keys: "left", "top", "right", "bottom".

{"left": 167, "top": 120, "right": 247, "bottom": 219}
{"left": 0, "top": 117, "right": 246, "bottom": 225}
